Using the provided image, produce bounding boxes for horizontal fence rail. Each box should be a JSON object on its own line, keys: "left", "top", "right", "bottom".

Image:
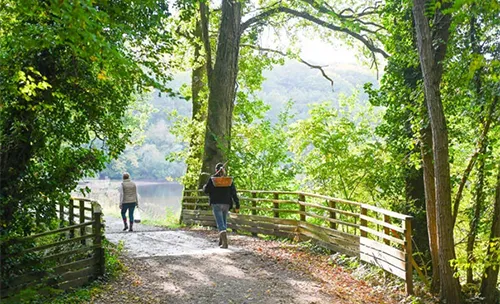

{"left": 182, "top": 189, "right": 414, "bottom": 295}
{"left": 1, "top": 198, "right": 105, "bottom": 299}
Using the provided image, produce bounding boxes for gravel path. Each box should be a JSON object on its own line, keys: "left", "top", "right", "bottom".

{"left": 92, "top": 217, "right": 400, "bottom": 304}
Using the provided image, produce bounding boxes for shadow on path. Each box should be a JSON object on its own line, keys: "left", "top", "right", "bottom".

{"left": 96, "top": 216, "right": 343, "bottom": 304}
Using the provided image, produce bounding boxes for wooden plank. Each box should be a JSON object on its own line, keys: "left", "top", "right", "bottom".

{"left": 182, "top": 202, "right": 210, "bottom": 207}
{"left": 53, "top": 257, "right": 99, "bottom": 275}
{"left": 238, "top": 190, "right": 298, "bottom": 196}
{"left": 230, "top": 214, "right": 299, "bottom": 226}
{"left": 9, "top": 271, "right": 45, "bottom": 287}
{"left": 360, "top": 252, "right": 406, "bottom": 280}
{"left": 183, "top": 219, "right": 216, "bottom": 227}
{"left": 300, "top": 222, "right": 360, "bottom": 243}
{"left": 229, "top": 218, "right": 296, "bottom": 232}
{"left": 24, "top": 222, "right": 94, "bottom": 240}
{"left": 300, "top": 202, "right": 359, "bottom": 218}
{"left": 182, "top": 190, "right": 203, "bottom": 194}
{"left": 25, "top": 234, "right": 96, "bottom": 253}
{"left": 297, "top": 192, "right": 361, "bottom": 208}
{"left": 359, "top": 214, "right": 405, "bottom": 233}
{"left": 182, "top": 196, "right": 209, "bottom": 200}
{"left": 227, "top": 223, "right": 293, "bottom": 238}
{"left": 182, "top": 214, "right": 214, "bottom": 222}
{"left": 182, "top": 209, "right": 213, "bottom": 215}
{"left": 238, "top": 207, "right": 299, "bottom": 214}
{"left": 70, "top": 197, "right": 96, "bottom": 203}
{"left": 57, "top": 276, "right": 91, "bottom": 291}
{"left": 360, "top": 237, "right": 405, "bottom": 261}
{"left": 360, "top": 226, "right": 404, "bottom": 245}
{"left": 298, "top": 225, "right": 360, "bottom": 250}
{"left": 6, "top": 258, "right": 97, "bottom": 290}
{"left": 239, "top": 197, "right": 298, "bottom": 204}
{"left": 59, "top": 265, "right": 98, "bottom": 282}
{"left": 43, "top": 244, "right": 99, "bottom": 262}
{"left": 299, "top": 230, "right": 359, "bottom": 256}
{"left": 303, "top": 212, "right": 359, "bottom": 229}
{"left": 360, "top": 243, "right": 405, "bottom": 269}
{"left": 361, "top": 203, "right": 412, "bottom": 221}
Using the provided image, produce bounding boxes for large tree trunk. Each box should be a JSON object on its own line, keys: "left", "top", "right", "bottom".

{"left": 420, "top": 123, "right": 440, "bottom": 293}
{"left": 480, "top": 162, "right": 500, "bottom": 303}
{"left": 412, "top": 1, "right": 463, "bottom": 302}
{"left": 198, "top": 0, "right": 241, "bottom": 188}
{"left": 184, "top": 16, "right": 207, "bottom": 191}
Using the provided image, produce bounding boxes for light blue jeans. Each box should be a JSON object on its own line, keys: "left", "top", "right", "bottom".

{"left": 212, "top": 204, "right": 230, "bottom": 232}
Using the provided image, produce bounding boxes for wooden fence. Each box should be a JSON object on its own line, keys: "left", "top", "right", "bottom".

{"left": 0, "top": 198, "right": 105, "bottom": 299}
{"left": 181, "top": 190, "right": 416, "bottom": 295}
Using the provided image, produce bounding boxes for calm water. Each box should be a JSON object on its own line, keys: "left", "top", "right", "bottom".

{"left": 77, "top": 180, "right": 184, "bottom": 221}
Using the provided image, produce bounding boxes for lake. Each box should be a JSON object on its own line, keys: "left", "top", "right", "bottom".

{"left": 76, "top": 180, "right": 184, "bottom": 221}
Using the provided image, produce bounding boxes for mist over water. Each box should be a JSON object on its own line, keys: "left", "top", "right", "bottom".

{"left": 77, "top": 180, "right": 184, "bottom": 221}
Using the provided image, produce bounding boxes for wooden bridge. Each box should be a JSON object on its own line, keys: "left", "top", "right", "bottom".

{"left": 181, "top": 190, "right": 418, "bottom": 295}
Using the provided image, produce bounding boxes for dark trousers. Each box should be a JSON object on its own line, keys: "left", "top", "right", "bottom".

{"left": 121, "top": 203, "right": 136, "bottom": 222}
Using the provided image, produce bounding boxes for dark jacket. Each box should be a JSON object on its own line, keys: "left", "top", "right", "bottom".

{"left": 203, "top": 177, "right": 240, "bottom": 209}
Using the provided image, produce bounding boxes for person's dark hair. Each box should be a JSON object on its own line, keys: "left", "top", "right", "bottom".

{"left": 123, "top": 173, "right": 130, "bottom": 180}
{"left": 215, "top": 163, "right": 224, "bottom": 176}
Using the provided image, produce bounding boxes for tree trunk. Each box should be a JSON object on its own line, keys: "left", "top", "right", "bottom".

{"left": 198, "top": 0, "right": 241, "bottom": 188}
{"left": 480, "top": 162, "right": 500, "bottom": 303}
{"left": 404, "top": 161, "right": 431, "bottom": 257}
{"left": 184, "top": 16, "right": 207, "bottom": 191}
{"left": 412, "top": 1, "right": 463, "bottom": 302}
{"left": 420, "top": 122, "right": 440, "bottom": 294}
{"left": 466, "top": 140, "right": 486, "bottom": 284}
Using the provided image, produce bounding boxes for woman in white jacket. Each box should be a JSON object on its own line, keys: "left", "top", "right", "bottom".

{"left": 119, "top": 173, "right": 139, "bottom": 232}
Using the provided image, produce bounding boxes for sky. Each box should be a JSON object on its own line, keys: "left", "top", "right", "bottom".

{"left": 299, "top": 39, "right": 358, "bottom": 65}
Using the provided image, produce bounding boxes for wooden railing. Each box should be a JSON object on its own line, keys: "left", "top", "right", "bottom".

{"left": 0, "top": 198, "right": 104, "bottom": 299}
{"left": 181, "top": 190, "right": 415, "bottom": 295}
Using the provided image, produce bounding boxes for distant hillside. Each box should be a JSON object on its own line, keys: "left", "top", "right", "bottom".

{"left": 101, "top": 60, "right": 379, "bottom": 181}
{"left": 258, "top": 60, "right": 379, "bottom": 120}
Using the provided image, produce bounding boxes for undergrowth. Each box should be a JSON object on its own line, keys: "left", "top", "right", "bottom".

{"left": 4, "top": 239, "right": 126, "bottom": 304}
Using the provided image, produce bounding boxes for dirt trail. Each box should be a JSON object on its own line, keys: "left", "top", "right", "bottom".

{"left": 96, "top": 216, "right": 349, "bottom": 304}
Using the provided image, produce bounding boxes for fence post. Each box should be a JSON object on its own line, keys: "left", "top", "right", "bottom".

{"left": 383, "top": 215, "right": 391, "bottom": 245}
{"left": 273, "top": 193, "right": 280, "bottom": 218}
{"left": 273, "top": 193, "right": 280, "bottom": 236}
{"left": 360, "top": 205, "right": 367, "bottom": 237}
{"left": 69, "top": 199, "right": 75, "bottom": 238}
{"left": 92, "top": 202, "right": 105, "bottom": 277}
{"left": 299, "top": 194, "right": 306, "bottom": 222}
{"left": 404, "top": 216, "right": 413, "bottom": 295}
{"left": 80, "top": 200, "right": 86, "bottom": 245}
{"left": 328, "top": 200, "right": 336, "bottom": 229}
{"left": 59, "top": 202, "right": 65, "bottom": 227}
{"left": 251, "top": 192, "right": 257, "bottom": 237}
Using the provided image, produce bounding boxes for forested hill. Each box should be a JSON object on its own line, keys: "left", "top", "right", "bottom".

{"left": 150, "top": 60, "right": 379, "bottom": 120}
{"left": 259, "top": 60, "right": 378, "bottom": 120}
{"left": 100, "top": 60, "right": 378, "bottom": 181}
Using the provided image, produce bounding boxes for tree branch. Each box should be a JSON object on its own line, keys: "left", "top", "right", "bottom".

{"left": 452, "top": 95, "right": 499, "bottom": 225}
{"left": 338, "top": 1, "right": 383, "bottom": 18}
{"left": 241, "top": 43, "right": 334, "bottom": 89}
{"left": 240, "top": 6, "right": 389, "bottom": 58}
